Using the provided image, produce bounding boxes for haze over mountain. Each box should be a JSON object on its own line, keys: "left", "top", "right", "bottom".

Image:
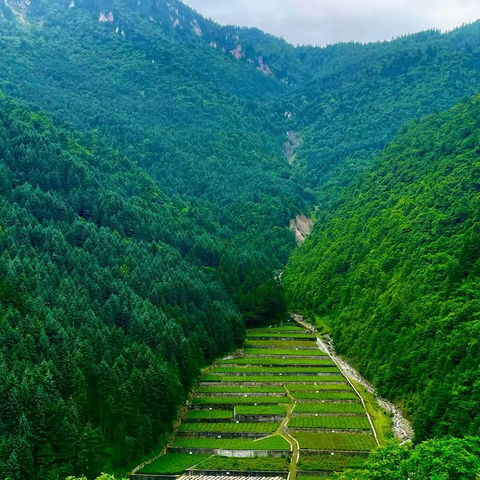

{"left": 0, "top": 0, "right": 480, "bottom": 478}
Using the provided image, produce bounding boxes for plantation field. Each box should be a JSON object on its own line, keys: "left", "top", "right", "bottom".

{"left": 218, "top": 358, "right": 335, "bottom": 366}
{"left": 292, "top": 432, "right": 377, "bottom": 451}
{"left": 288, "top": 416, "right": 371, "bottom": 430}
{"left": 192, "top": 455, "right": 290, "bottom": 471}
{"left": 197, "top": 386, "right": 286, "bottom": 393}
{"left": 298, "top": 453, "right": 367, "bottom": 471}
{"left": 172, "top": 435, "right": 291, "bottom": 451}
{"left": 249, "top": 325, "right": 304, "bottom": 332}
{"left": 204, "top": 375, "right": 345, "bottom": 383}
{"left": 294, "top": 403, "right": 366, "bottom": 414}
{"left": 297, "top": 476, "right": 333, "bottom": 480}
{"left": 137, "top": 454, "right": 210, "bottom": 474}
{"left": 187, "top": 410, "right": 233, "bottom": 419}
{"left": 291, "top": 392, "right": 359, "bottom": 401}
{"left": 180, "top": 422, "right": 279, "bottom": 433}
{"left": 246, "top": 333, "right": 315, "bottom": 339}
{"left": 193, "top": 396, "right": 290, "bottom": 405}
{"left": 245, "top": 349, "right": 327, "bottom": 356}
{"left": 235, "top": 405, "right": 286, "bottom": 415}
{"left": 210, "top": 367, "right": 338, "bottom": 374}
{"left": 286, "top": 383, "right": 351, "bottom": 391}
{"left": 245, "top": 340, "right": 318, "bottom": 348}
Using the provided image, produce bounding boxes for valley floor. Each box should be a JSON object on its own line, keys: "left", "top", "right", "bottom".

{"left": 132, "top": 321, "right": 389, "bottom": 479}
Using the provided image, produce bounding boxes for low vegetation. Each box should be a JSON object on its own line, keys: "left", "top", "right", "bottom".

{"left": 137, "top": 454, "right": 209, "bottom": 474}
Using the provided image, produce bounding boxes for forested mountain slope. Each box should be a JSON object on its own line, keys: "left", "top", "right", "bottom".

{"left": 283, "top": 95, "right": 480, "bottom": 442}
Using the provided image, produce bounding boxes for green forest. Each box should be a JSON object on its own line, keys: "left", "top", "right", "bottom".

{"left": 0, "top": 0, "right": 479, "bottom": 478}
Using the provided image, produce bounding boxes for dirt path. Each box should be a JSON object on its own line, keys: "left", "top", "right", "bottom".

{"left": 279, "top": 387, "right": 299, "bottom": 480}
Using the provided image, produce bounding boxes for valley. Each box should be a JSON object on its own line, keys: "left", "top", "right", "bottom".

{"left": 133, "top": 322, "right": 380, "bottom": 480}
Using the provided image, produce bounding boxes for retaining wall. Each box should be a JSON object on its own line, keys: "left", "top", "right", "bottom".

{"left": 167, "top": 448, "right": 290, "bottom": 457}
{"left": 186, "top": 469, "right": 289, "bottom": 478}
{"left": 176, "top": 431, "right": 267, "bottom": 439}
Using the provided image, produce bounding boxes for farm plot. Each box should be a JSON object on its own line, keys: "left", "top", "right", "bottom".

{"left": 249, "top": 325, "right": 304, "bottom": 332}
{"left": 187, "top": 410, "right": 233, "bottom": 420}
{"left": 298, "top": 453, "right": 367, "bottom": 471}
{"left": 204, "top": 375, "right": 345, "bottom": 383}
{"left": 218, "top": 358, "right": 335, "bottom": 366}
{"left": 197, "top": 386, "right": 286, "bottom": 394}
{"left": 179, "top": 422, "right": 279, "bottom": 433}
{"left": 291, "top": 392, "right": 359, "bottom": 401}
{"left": 245, "top": 340, "right": 318, "bottom": 348}
{"left": 245, "top": 349, "right": 328, "bottom": 356}
{"left": 292, "top": 432, "right": 377, "bottom": 452}
{"left": 210, "top": 367, "right": 338, "bottom": 374}
{"left": 235, "top": 405, "right": 286, "bottom": 415}
{"left": 193, "top": 396, "right": 290, "bottom": 405}
{"left": 172, "top": 436, "right": 291, "bottom": 451}
{"left": 293, "top": 403, "right": 366, "bottom": 414}
{"left": 288, "top": 416, "right": 371, "bottom": 430}
{"left": 136, "top": 454, "right": 210, "bottom": 474}
{"left": 246, "top": 333, "right": 315, "bottom": 339}
{"left": 192, "top": 455, "right": 290, "bottom": 472}
{"left": 286, "top": 383, "right": 351, "bottom": 391}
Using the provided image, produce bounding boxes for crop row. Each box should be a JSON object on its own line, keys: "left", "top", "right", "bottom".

{"left": 293, "top": 403, "right": 365, "bottom": 414}
{"left": 292, "top": 392, "right": 359, "bottom": 401}
{"left": 288, "top": 416, "right": 371, "bottom": 430}
{"left": 218, "top": 358, "right": 333, "bottom": 366}
{"left": 210, "top": 366, "right": 338, "bottom": 374}
{"left": 235, "top": 405, "right": 286, "bottom": 415}
{"left": 198, "top": 386, "right": 286, "bottom": 393}
{"left": 286, "top": 383, "right": 351, "bottom": 391}
{"left": 245, "top": 349, "right": 327, "bottom": 356}
{"left": 204, "top": 375, "right": 345, "bottom": 383}
{"left": 188, "top": 410, "right": 233, "bottom": 419}
{"left": 245, "top": 340, "right": 318, "bottom": 348}
{"left": 298, "top": 453, "right": 367, "bottom": 471}
{"left": 191, "top": 455, "right": 291, "bottom": 472}
{"left": 292, "top": 432, "right": 377, "bottom": 451}
{"left": 172, "top": 435, "right": 291, "bottom": 451}
{"left": 179, "top": 422, "right": 279, "bottom": 433}
{"left": 137, "top": 454, "right": 209, "bottom": 475}
{"left": 249, "top": 325, "right": 304, "bottom": 332}
{"left": 246, "top": 333, "right": 315, "bottom": 339}
{"left": 193, "top": 396, "right": 290, "bottom": 405}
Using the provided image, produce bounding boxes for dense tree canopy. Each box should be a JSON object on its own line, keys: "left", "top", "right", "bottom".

{"left": 284, "top": 96, "right": 480, "bottom": 442}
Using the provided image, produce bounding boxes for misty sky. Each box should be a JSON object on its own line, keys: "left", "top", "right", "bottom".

{"left": 184, "top": 0, "right": 480, "bottom": 46}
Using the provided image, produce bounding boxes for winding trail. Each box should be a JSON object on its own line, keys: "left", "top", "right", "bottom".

{"left": 280, "top": 387, "right": 300, "bottom": 480}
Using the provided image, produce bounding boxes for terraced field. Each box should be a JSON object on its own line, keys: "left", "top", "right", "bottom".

{"left": 135, "top": 322, "right": 378, "bottom": 480}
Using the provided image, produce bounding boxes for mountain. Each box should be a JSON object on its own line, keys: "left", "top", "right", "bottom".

{"left": 283, "top": 94, "right": 480, "bottom": 442}
{"left": 0, "top": 0, "right": 480, "bottom": 477}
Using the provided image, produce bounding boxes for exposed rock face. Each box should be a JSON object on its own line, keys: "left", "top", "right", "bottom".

{"left": 191, "top": 19, "right": 201, "bottom": 36}
{"left": 230, "top": 44, "right": 244, "bottom": 60}
{"left": 99, "top": 11, "right": 114, "bottom": 22}
{"left": 256, "top": 56, "right": 272, "bottom": 75}
{"left": 283, "top": 131, "right": 301, "bottom": 164}
{"left": 290, "top": 214, "right": 313, "bottom": 246}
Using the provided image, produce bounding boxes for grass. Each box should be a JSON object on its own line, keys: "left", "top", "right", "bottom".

{"left": 187, "top": 410, "right": 233, "bottom": 419}
{"left": 286, "top": 383, "right": 351, "bottom": 391}
{"left": 137, "top": 454, "right": 209, "bottom": 474}
{"left": 293, "top": 403, "right": 366, "bottom": 414}
{"left": 249, "top": 325, "right": 304, "bottom": 332}
{"left": 245, "top": 349, "right": 327, "bottom": 356}
{"left": 245, "top": 340, "right": 318, "bottom": 348}
{"left": 172, "top": 435, "right": 291, "bottom": 451}
{"left": 235, "top": 405, "right": 286, "bottom": 415}
{"left": 197, "top": 386, "right": 286, "bottom": 393}
{"left": 204, "top": 375, "right": 345, "bottom": 383}
{"left": 193, "top": 396, "right": 290, "bottom": 405}
{"left": 350, "top": 378, "right": 393, "bottom": 446}
{"left": 292, "top": 432, "right": 377, "bottom": 451}
{"left": 218, "top": 358, "right": 334, "bottom": 366}
{"left": 288, "top": 416, "right": 371, "bottom": 430}
{"left": 291, "top": 392, "right": 359, "bottom": 401}
{"left": 297, "top": 476, "right": 334, "bottom": 480}
{"left": 179, "top": 422, "right": 279, "bottom": 433}
{"left": 210, "top": 367, "right": 337, "bottom": 374}
{"left": 193, "top": 455, "right": 290, "bottom": 471}
{"left": 298, "top": 453, "right": 367, "bottom": 471}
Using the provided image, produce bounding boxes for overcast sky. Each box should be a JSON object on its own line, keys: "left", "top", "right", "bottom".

{"left": 184, "top": 0, "right": 480, "bottom": 46}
